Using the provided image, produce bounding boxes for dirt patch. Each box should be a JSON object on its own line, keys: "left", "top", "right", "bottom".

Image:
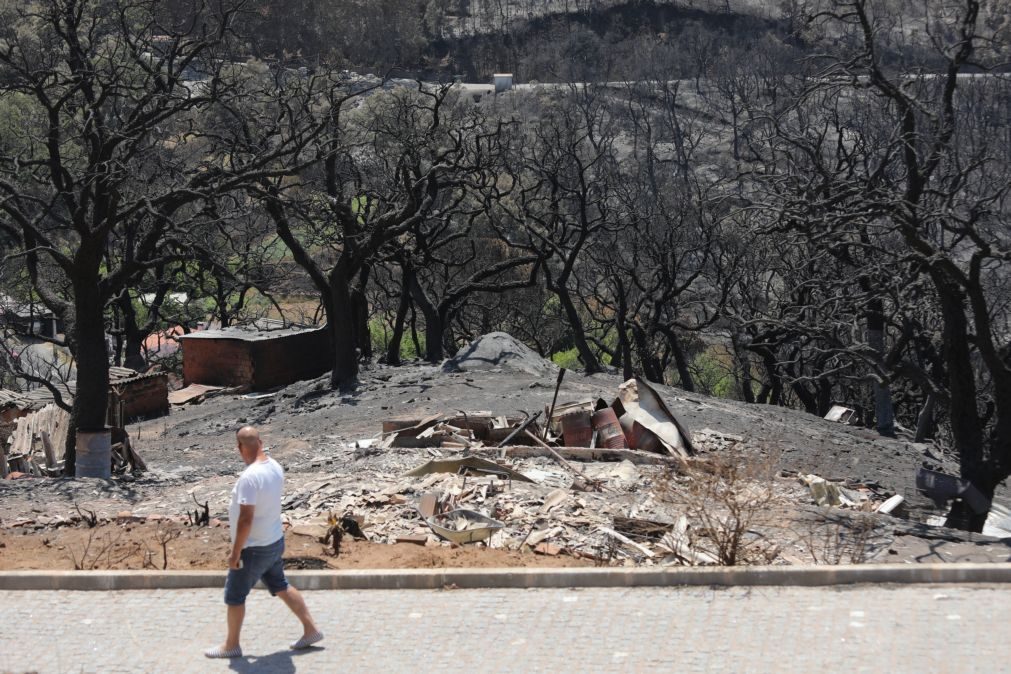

{"left": 0, "top": 522, "right": 591, "bottom": 571}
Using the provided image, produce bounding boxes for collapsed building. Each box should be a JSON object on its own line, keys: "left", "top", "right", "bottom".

{"left": 0, "top": 367, "right": 168, "bottom": 424}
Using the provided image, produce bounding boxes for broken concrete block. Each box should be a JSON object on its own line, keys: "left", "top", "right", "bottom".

{"left": 395, "top": 535, "right": 429, "bottom": 546}
{"left": 534, "top": 542, "right": 563, "bottom": 556}
{"left": 418, "top": 492, "right": 439, "bottom": 519}
{"left": 875, "top": 494, "right": 905, "bottom": 515}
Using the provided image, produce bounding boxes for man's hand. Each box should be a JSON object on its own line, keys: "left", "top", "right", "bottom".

{"left": 229, "top": 504, "right": 255, "bottom": 570}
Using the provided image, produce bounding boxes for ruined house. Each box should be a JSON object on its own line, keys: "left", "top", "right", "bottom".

{"left": 107, "top": 367, "right": 170, "bottom": 423}
{"left": 0, "top": 367, "right": 168, "bottom": 424}
{"left": 179, "top": 325, "right": 333, "bottom": 391}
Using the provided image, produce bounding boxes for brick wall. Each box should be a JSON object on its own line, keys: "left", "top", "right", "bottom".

{"left": 110, "top": 374, "right": 169, "bottom": 422}
{"left": 181, "top": 339, "right": 255, "bottom": 387}
{"left": 182, "top": 329, "right": 334, "bottom": 391}
{"left": 250, "top": 328, "right": 333, "bottom": 390}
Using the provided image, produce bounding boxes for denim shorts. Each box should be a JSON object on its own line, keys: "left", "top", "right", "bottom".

{"left": 224, "top": 537, "right": 288, "bottom": 605}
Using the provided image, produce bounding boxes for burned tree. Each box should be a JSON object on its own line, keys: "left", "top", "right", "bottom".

{"left": 751, "top": 0, "right": 1011, "bottom": 530}
{"left": 500, "top": 86, "right": 625, "bottom": 374}
{"left": 260, "top": 82, "right": 508, "bottom": 387}
{"left": 0, "top": 0, "right": 314, "bottom": 473}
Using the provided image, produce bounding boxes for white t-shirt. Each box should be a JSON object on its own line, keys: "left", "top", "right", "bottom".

{"left": 228, "top": 457, "right": 285, "bottom": 548}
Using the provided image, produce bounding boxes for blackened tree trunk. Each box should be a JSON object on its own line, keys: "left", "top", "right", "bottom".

{"left": 631, "top": 325, "right": 663, "bottom": 384}
{"left": 664, "top": 327, "right": 695, "bottom": 393}
{"left": 65, "top": 281, "right": 111, "bottom": 475}
{"left": 791, "top": 381, "right": 819, "bottom": 416}
{"left": 866, "top": 299, "right": 896, "bottom": 437}
{"left": 555, "top": 285, "right": 600, "bottom": 373}
{"left": 384, "top": 274, "right": 412, "bottom": 366}
{"left": 731, "top": 331, "right": 756, "bottom": 404}
{"left": 352, "top": 266, "right": 373, "bottom": 362}
{"left": 115, "top": 294, "right": 147, "bottom": 372}
{"left": 613, "top": 278, "right": 634, "bottom": 381}
{"left": 327, "top": 265, "right": 360, "bottom": 391}
{"left": 268, "top": 198, "right": 364, "bottom": 391}
{"left": 406, "top": 273, "right": 445, "bottom": 362}
{"left": 756, "top": 347, "right": 784, "bottom": 406}
{"left": 914, "top": 394, "right": 936, "bottom": 443}
{"left": 933, "top": 277, "right": 989, "bottom": 531}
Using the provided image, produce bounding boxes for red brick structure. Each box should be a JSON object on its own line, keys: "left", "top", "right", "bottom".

{"left": 0, "top": 367, "right": 168, "bottom": 424}
{"left": 108, "top": 368, "right": 170, "bottom": 423}
{"left": 179, "top": 325, "right": 333, "bottom": 391}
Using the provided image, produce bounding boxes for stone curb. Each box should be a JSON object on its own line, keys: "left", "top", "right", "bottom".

{"left": 2, "top": 563, "right": 1011, "bottom": 591}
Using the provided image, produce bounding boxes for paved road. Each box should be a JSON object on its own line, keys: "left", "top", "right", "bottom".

{"left": 1, "top": 584, "right": 1007, "bottom": 673}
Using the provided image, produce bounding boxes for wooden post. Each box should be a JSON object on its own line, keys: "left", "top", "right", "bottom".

{"left": 41, "top": 430, "right": 56, "bottom": 469}
{"left": 0, "top": 434, "right": 8, "bottom": 478}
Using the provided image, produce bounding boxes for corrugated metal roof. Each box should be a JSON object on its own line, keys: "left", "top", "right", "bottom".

{"left": 1, "top": 383, "right": 76, "bottom": 411}
{"left": 108, "top": 367, "right": 167, "bottom": 385}
{"left": 0, "top": 389, "right": 23, "bottom": 409}
{"left": 0, "top": 368, "right": 164, "bottom": 410}
{"left": 179, "top": 324, "right": 325, "bottom": 343}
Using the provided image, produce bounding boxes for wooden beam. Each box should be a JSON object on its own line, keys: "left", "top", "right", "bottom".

{"left": 474, "top": 445, "right": 680, "bottom": 466}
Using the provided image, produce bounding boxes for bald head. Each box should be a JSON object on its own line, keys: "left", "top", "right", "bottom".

{"left": 236, "top": 426, "right": 264, "bottom": 464}
{"left": 237, "top": 425, "right": 261, "bottom": 449}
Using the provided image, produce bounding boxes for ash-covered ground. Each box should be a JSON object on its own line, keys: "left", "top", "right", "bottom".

{"left": 2, "top": 343, "right": 1010, "bottom": 568}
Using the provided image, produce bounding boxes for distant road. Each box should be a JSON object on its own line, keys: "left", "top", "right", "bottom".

{"left": 452, "top": 71, "right": 1008, "bottom": 96}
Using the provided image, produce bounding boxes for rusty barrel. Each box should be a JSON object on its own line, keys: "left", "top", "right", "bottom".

{"left": 560, "top": 411, "right": 593, "bottom": 447}
{"left": 592, "top": 407, "right": 627, "bottom": 449}
{"left": 75, "top": 428, "right": 112, "bottom": 479}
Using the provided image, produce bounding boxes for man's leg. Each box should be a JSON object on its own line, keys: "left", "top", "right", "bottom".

{"left": 276, "top": 586, "right": 319, "bottom": 637}
{"left": 206, "top": 602, "right": 246, "bottom": 657}
{"left": 207, "top": 557, "right": 253, "bottom": 657}
{"left": 263, "top": 539, "right": 323, "bottom": 649}
{"left": 225, "top": 603, "right": 245, "bottom": 649}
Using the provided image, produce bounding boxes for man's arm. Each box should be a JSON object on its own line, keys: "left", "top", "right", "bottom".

{"left": 229, "top": 505, "right": 255, "bottom": 569}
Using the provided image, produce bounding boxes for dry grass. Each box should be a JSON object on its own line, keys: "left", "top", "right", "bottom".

{"left": 801, "top": 512, "right": 878, "bottom": 565}
{"left": 65, "top": 530, "right": 141, "bottom": 570}
{"left": 657, "top": 450, "right": 784, "bottom": 566}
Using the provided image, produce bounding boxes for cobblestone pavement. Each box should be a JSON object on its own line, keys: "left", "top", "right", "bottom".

{"left": 1, "top": 584, "right": 1008, "bottom": 673}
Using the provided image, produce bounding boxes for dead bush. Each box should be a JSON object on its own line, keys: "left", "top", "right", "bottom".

{"left": 658, "top": 450, "right": 784, "bottom": 566}
{"left": 65, "top": 530, "right": 141, "bottom": 570}
{"left": 802, "top": 512, "right": 877, "bottom": 565}
{"left": 143, "top": 526, "right": 183, "bottom": 570}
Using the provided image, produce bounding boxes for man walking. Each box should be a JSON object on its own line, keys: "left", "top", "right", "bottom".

{"left": 206, "top": 426, "right": 324, "bottom": 658}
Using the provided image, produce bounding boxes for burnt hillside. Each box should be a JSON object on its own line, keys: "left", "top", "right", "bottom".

{"left": 198, "top": 0, "right": 985, "bottom": 81}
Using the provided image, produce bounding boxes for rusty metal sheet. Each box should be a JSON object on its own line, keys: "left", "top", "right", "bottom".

{"left": 168, "top": 384, "right": 224, "bottom": 405}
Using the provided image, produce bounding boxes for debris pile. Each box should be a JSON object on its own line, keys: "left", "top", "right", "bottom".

{"left": 371, "top": 376, "right": 694, "bottom": 463}
{"left": 270, "top": 372, "right": 954, "bottom": 564}
{"left": 277, "top": 376, "right": 812, "bottom": 564}
{"left": 1, "top": 403, "right": 145, "bottom": 479}
{"left": 442, "top": 332, "right": 558, "bottom": 377}
{"left": 1, "top": 404, "right": 70, "bottom": 478}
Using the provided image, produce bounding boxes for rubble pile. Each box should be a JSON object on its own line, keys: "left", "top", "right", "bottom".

{"left": 442, "top": 331, "right": 558, "bottom": 377}
{"left": 1, "top": 404, "right": 145, "bottom": 479}
{"left": 1, "top": 404, "right": 70, "bottom": 478}
{"left": 273, "top": 376, "right": 910, "bottom": 565}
